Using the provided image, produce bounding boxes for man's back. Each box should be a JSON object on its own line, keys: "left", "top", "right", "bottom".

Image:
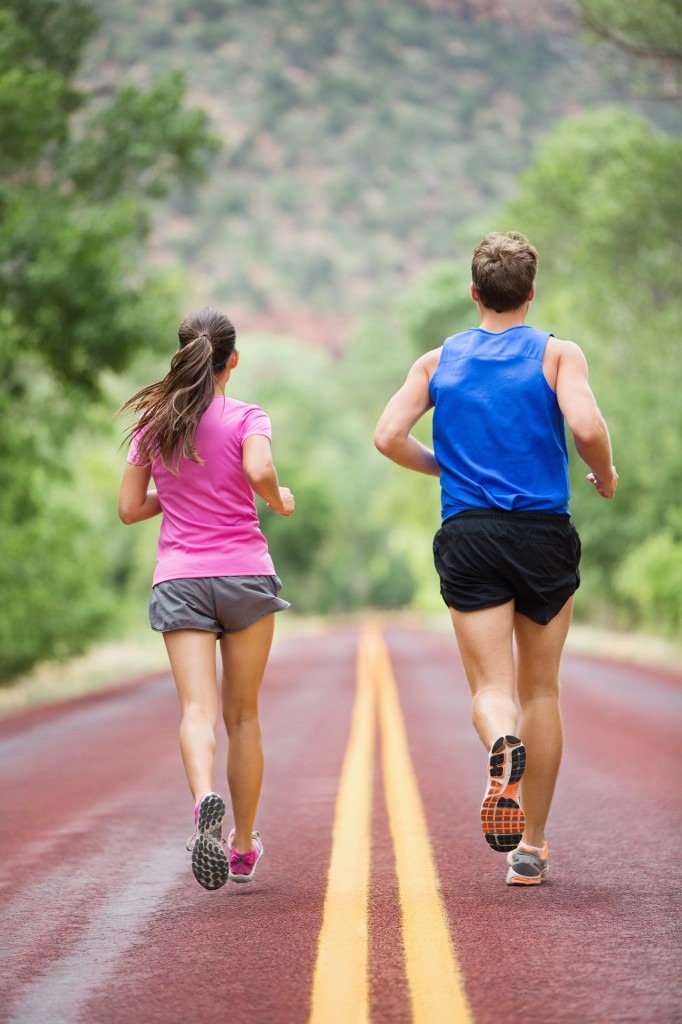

{"left": 429, "top": 324, "right": 570, "bottom": 519}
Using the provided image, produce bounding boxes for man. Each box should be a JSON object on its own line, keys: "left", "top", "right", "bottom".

{"left": 374, "top": 231, "right": 617, "bottom": 885}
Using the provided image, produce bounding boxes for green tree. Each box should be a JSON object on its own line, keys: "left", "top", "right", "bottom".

{"left": 0, "top": 0, "right": 219, "bottom": 680}
{"left": 228, "top": 331, "right": 418, "bottom": 615}
{"left": 577, "top": 0, "right": 682, "bottom": 98}
{"left": 505, "top": 107, "right": 682, "bottom": 630}
{"left": 379, "top": 0, "right": 682, "bottom": 634}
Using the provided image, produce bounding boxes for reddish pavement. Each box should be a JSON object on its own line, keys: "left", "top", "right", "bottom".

{"left": 0, "top": 623, "right": 680, "bottom": 1024}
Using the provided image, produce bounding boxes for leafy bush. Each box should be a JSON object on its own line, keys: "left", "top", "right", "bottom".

{"left": 0, "top": 506, "right": 113, "bottom": 678}
{"left": 615, "top": 532, "right": 682, "bottom": 634}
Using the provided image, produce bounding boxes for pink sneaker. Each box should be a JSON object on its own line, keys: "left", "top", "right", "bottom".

{"left": 227, "top": 828, "right": 264, "bottom": 883}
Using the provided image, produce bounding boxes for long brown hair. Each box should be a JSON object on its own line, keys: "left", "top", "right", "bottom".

{"left": 119, "top": 308, "right": 236, "bottom": 471}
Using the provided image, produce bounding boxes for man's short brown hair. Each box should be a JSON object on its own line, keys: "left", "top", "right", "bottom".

{"left": 471, "top": 231, "right": 538, "bottom": 312}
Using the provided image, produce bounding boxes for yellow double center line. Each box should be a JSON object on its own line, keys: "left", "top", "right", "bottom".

{"left": 308, "top": 624, "right": 472, "bottom": 1024}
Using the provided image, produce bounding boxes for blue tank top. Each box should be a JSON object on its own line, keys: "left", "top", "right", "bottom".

{"left": 429, "top": 325, "right": 570, "bottom": 521}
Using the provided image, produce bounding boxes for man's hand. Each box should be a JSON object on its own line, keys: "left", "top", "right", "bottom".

{"left": 586, "top": 467, "right": 618, "bottom": 499}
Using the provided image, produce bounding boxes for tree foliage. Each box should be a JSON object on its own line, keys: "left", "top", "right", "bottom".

{"left": 504, "top": 106, "right": 682, "bottom": 631}
{"left": 577, "top": 0, "right": 682, "bottom": 73}
{"left": 0, "top": 0, "right": 218, "bottom": 680}
{"left": 395, "top": 107, "right": 682, "bottom": 633}
{"left": 2, "top": 0, "right": 681, "bottom": 684}
{"left": 226, "top": 328, "right": 421, "bottom": 615}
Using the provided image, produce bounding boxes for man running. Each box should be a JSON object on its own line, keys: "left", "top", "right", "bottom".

{"left": 374, "top": 231, "right": 617, "bottom": 885}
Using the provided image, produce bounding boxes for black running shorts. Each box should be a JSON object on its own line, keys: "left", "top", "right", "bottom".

{"left": 433, "top": 509, "right": 581, "bottom": 625}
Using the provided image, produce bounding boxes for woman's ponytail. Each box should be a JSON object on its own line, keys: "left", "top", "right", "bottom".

{"left": 119, "top": 309, "right": 237, "bottom": 471}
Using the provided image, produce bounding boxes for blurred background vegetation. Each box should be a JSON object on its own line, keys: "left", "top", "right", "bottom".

{"left": 0, "top": 0, "right": 680, "bottom": 682}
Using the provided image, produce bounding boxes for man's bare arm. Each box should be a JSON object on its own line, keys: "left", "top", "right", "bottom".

{"left": 554, "top": 340, "right": 618, "bottom": 499}
{"left": 374, "top": 352, "right": 440, "bottom": 477}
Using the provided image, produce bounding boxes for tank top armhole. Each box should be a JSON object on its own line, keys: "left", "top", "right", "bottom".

{"left": 540, "top": 333, "right": 559, "bottom": 395}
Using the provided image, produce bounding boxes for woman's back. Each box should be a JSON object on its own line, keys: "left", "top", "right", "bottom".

{"left": 135, "top": 396, "right": 276, "bottom": 584}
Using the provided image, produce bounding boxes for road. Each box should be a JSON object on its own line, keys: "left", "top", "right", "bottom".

{"left": 1, "top": 621, "right": 680, "bottom": 1024}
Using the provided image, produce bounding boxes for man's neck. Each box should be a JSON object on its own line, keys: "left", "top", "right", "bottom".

{"left": 477, "top": 303, "right": 529, "bottom": 333}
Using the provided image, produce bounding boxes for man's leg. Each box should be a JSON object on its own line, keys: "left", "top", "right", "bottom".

{"left": 449, "top": 600, "right": 517, "bottom": 747}
{"left": 514, "top": 597, "right": 574, "bottom": 848}
{"left": 450, "top": 600, "right": 528, "bottom": 852}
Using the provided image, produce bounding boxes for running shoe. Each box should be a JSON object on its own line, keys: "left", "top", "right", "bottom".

{"left": 186, "top": 801, "right": 201, "bottom": 852}
{"left": 480, "top": 735, "right": 526, "bottom": 853}
{"left": 227, "top": 828, "right": 264, "bottom": 883}
{"left": 506, "top": 842, "right": 549, "bottom": 885}
{"left": 190, "top": 792, "right": 229, "bottom": 891}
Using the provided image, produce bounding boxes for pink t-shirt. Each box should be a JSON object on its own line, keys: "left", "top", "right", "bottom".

{"left": 128, "top": 397, "right": 276, "bottom": 585}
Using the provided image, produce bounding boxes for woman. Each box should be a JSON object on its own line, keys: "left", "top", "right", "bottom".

{"left": 118, "top": 308, "right": 294, "bottom": 891}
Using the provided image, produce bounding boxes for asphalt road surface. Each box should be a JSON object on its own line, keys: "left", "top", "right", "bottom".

{"left": 1, "top": 621, "right": 680, "bottom": 1024}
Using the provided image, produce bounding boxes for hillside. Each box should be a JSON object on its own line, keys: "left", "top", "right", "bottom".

{"left": 84, "top": 0, "right": 661, "bottom": 338}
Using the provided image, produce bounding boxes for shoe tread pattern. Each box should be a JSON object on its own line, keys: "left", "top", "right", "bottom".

{"left": 481, "top": 736, "right": 526, "bottom": 853}
{"left": 191, "top": 793, "right": 229, "bottom": 890}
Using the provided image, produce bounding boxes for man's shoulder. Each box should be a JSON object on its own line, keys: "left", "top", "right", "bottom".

{"left": 547, "top": 337, "right": 585, "bottom": 362}
{"left": 416, "top": 347, "right": 443, "bottom": 379}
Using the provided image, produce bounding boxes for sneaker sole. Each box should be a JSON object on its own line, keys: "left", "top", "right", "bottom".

{"left": 481, "top": 735, "right": 526, "bottom": 853}
{"left": 505, "top": 866, "right": 549, "bottom": 886}
{"left": 503, "top": 860, "right": 548, "bottom": 884}
{"left": 191, "top": 793, "right": 229, "bottom": 891}
{"left": 229, "top": 865, "right": 260, "bottom": 884}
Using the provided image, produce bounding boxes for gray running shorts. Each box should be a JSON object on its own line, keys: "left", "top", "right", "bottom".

{"left": 149, "top": 575, "right": 289, "bottom": 635}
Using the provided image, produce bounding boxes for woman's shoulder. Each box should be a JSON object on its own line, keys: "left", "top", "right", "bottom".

{"left": 213, "top": 396, "right": 268, "bottom": 418}
{"left": 220, "top": 398, "right": 272, "bottom": 437}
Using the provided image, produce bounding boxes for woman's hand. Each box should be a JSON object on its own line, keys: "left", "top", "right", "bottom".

{"left": 268, "top": 487, "right": 295, "bottom": 517}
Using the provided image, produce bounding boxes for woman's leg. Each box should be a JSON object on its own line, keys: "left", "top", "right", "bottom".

{"left": 219, "top": 614, "right": 275, "bottom": 852}
{"left": 514, "top": 597, "right": 574, "bottom": 848}
{"left": 163, "top": 629, "right": 220, "bottom": 803}
{"left": 449, "top": 600, "right": 517, "bottom": 747}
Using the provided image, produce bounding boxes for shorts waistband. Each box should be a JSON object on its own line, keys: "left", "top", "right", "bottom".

{"left": 444, "top": 509, "right": 571, "bottom": 525}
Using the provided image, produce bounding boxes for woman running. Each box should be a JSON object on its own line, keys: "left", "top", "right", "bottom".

{"left": 118, "top": 307, "right": 294, "bottom": 891}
